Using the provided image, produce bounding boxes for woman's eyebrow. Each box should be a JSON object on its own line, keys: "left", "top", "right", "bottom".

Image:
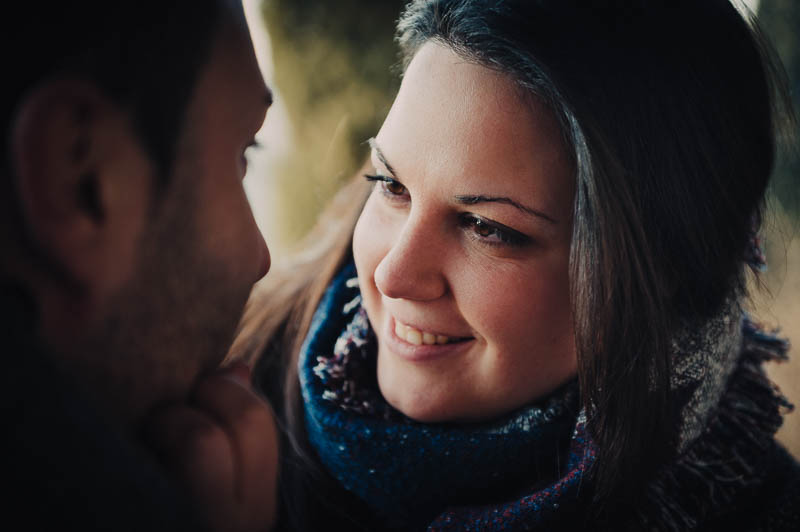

{"left": 454, "top": 195, "right": 559, "bottom": 224}
{"left": 368, "top": 137, "right": 556, "bottom": 224}
{"left": 367, "top": 137, "right": 398, "bottom": 177}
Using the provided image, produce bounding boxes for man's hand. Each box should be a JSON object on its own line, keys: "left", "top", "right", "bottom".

{"left": 144, "top": 363, "right": 279, "bottom": 532}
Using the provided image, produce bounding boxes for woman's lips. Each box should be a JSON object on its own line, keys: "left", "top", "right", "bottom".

{"left": 382, "top": 316, "right": 475, "bottom": 362}
{"left": 393, "top": 318, "right": 471, "bottom": 345}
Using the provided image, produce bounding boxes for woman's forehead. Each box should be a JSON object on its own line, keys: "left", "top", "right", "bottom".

{"left": 374, "top": 42, "right": 573, "bottom": 214}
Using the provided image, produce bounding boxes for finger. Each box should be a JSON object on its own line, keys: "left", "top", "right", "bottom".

{"left": 143, "top": 404, "right": 237, "bottom": 513}
{"left": 190, "top": 373, "right": 279, "bottom": 525}
{"left": 220, "top": 360, "right": 252, "bottom": 384}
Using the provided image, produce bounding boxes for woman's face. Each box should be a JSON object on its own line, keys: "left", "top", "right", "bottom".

{"left": 353, "top": 42, "right": 576, "bottom": 423}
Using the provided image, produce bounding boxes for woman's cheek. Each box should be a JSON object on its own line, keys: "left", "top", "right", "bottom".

{"left": 353, "top": 196, "right": 403, "bottom": 277}
{"left": 353, "top": 199, "right": 389, "bottom": 311}
{"left": 353, "top": 200, "right": 379, "bottom": 278}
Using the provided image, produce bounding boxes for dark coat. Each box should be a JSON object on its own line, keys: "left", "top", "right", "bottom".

{"left": 2, "top": 284, "right": 207, "bottom": 531}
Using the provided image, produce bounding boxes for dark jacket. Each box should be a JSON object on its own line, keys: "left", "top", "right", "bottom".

{"left": 2, "top": 284, "right": 207, "bottom": 531}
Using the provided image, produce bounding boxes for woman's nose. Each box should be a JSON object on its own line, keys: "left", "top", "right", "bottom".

{"left": 373, "top": 217, "right": 447, "bottom": 302}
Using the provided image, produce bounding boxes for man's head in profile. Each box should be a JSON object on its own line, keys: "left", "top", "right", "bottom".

{"left": 1, "top": 1, "right": 271, "bottom": 431}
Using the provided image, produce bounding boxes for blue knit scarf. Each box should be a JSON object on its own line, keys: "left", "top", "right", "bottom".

{"left": 299, "top": 260, "right": 791, "bottom": 530}
{"left": 299, "top": 262, "right": 596, "bottom": 531}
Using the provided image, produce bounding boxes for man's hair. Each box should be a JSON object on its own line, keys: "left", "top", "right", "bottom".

{"left": 2, "top": 2, "right": 222, "bottom": 184}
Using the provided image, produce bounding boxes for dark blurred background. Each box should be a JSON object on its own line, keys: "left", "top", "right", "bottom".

{"left": 241, "top": 0, "right": 799, "bottom": 456}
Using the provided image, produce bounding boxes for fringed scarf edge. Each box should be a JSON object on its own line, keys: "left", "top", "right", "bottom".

{"left": 635, "top": 318, "right": 792, "bottom": 531}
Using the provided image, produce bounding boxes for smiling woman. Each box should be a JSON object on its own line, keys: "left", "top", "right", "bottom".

{"left": 353, "top": 45, "right": 576, "bottom": 424}
{"left": 232, "top": 0, "right": 799, "bottom": 530}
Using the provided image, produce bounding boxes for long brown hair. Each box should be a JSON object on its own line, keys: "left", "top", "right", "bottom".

{"left": 232, "top": 0, "right": 793, "bottom": 524}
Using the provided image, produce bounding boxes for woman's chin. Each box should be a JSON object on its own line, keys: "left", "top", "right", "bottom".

{"left": 377, "top": 374, "right": 452, "bottom": 423}
{"left": 377, "top": 377, "right": 489, "bottom": 424}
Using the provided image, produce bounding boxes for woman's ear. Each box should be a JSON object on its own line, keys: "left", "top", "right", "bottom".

{"left": 10, "top": 78, "right": 154, "bottom": 301}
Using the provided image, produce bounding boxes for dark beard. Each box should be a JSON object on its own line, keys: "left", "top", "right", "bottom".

{"left": 69, "top": 185, "right": 251, "bottom": 432}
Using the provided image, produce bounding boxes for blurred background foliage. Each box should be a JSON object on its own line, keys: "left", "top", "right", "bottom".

{"left": 256, "top": 0, "right": 406, "bottom": 249}
{"left": 247, "top": 0, "right": 799, "bottom": 454}
{"left": 759, "top": 0, "right": 800, "bottom": 219}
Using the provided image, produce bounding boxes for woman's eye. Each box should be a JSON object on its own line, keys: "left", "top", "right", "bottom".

{"left": 383, "top": 179, "right": 407, "bottom": 196}
{"left": 364, "top": 175, "right": 409, "bottom": 200}
{"left": 473, "top": 218, "right": 495, "bottom": 238}
{"left": 459, "top": 214, "right": 530, "bottom": 248}
{"left": 470, "top": 217, "right": 502, "bottom": 240}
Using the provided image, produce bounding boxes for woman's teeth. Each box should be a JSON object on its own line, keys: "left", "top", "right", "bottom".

{"left": 394, "top": 319, "right": 454, "bottom": 345}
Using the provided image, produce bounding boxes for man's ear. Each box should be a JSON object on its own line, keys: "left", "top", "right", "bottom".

{"left": 10, "top": 79, "right": 154, "bottom": 299}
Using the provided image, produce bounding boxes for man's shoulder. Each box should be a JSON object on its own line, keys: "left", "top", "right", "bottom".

{"left": 3, "top": 338, "right": 206, "bottom": 531}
